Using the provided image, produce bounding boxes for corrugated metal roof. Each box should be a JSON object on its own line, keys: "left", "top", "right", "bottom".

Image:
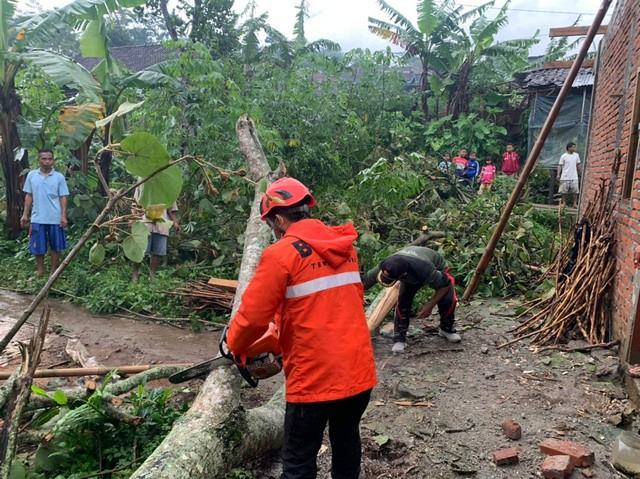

{"left": 77, "top": 45, "right": 173, "bottom": 73}
{"left": 516, "top": 66, "right": 594, "bottom": 90}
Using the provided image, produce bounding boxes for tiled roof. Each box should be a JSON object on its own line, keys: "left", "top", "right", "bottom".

{"left": 77, "top": 44, "right": 173, "bottom": 72}
{"left": 516, "top": 66, "right": 595, "bottom": 90}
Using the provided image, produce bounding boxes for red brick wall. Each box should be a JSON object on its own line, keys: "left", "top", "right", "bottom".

{"left": 581, "top": 0, "right": 640, "bottom": 343}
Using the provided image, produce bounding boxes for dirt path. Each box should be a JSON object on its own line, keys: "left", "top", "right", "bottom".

{"left": 1, "top": 290, "right": 635, "bottom": 478}
{"left": 0, "top": 290, "right": 220, "bottom": 382}
{"left": 253, "top": 299, "right": 636, "bottom": 478}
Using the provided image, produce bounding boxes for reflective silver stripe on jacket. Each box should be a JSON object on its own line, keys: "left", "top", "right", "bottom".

{"left": 285, "top": 271, "right": 361, "bottom": 299}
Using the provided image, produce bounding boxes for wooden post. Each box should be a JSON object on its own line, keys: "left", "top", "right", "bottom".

{"left": 462, "top": 0, "right": 614, "bottom": 301}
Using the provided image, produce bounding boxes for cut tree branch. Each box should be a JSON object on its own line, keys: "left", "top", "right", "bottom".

{"left": 0, "top": 306, "right": 50, "bottom": 478}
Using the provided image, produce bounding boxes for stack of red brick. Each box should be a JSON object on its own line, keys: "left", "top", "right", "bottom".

{"left": 492, "top": 420, "right": 595, "bottom": 478}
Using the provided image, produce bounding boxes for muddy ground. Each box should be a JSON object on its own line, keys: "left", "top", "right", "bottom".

{"left": 1, "top": 291, "right": 637, "bottom": 478}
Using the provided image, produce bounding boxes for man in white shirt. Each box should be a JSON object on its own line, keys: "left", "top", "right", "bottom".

{"left": 557, "top": 142, "right": 582, "bottom": 208}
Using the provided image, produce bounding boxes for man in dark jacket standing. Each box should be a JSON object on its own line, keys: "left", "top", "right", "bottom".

{"left": 363, "top": 246, "right": 461, "bottom": 353}
{"left": 227, "top": 177, "right": 377, "bottom": 479}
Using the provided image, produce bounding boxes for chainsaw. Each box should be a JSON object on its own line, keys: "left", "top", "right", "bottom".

{"left": 169, "top": 322, "right": 282, "bottom": 387}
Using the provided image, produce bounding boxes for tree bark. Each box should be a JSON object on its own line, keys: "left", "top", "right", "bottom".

{"left": 159, "top": 0, "right": 179, "bottom": 41}
{"left": 74, "top": 129, "right": 95, "bottom": 175}
{"left": 419, "top": 61, "right": 430, "bottom": 121}
{"left": 131, "top": 116, "right": 286, "bottom": 478}
{"left": 448, "top": 60, "right": 472, "bottom": 120}
{"left": 98, "top": 125, "right": 112, "bottom": 194}
{"left": 0, "top": 69, "right": 30, "bottom": 239}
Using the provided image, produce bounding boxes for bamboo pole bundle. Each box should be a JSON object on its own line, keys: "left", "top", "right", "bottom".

{"left": 501, "top": 154, "right": 621, "bottom": 349}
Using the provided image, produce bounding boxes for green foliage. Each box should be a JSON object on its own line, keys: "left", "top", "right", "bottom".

{"left": 20, "top": 50, "right": 102, "bottom": 103}
{"left": 88, "top": 242, "right": 105, "bottom": 265}
{"left": 424, "top": 113, "right": 507, "bottom": 159}
{"left": 334, "top": 153, "right": 558, "bottom": 296}
{"left": 20, "top": 381, "right": 186, "bottom": 478}
{"left": 184, "top": 0, "right": 240, "bottom": 57}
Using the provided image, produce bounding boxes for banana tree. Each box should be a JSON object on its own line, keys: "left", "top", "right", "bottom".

{"left": 20, "top": 0, "right": 175, "bottom": 187}
{"left": 445, "top": 1, "right": 538, "bottom": 118}
{"left": 0, "top": 0, "right": 108, "bottom": 238}
{"left": 369, "top": 0, "right": 490, "bottom": 119}
{"left": 260, "top": 0, "right": 340, "bottom": 68}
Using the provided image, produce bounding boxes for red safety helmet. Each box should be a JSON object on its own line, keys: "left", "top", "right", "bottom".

{"left": 260, "top": 177, "right": 316, "bottom": 220}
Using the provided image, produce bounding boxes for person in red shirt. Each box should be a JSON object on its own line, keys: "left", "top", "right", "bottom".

{"left": 452, "top": 148, "right": 468, "bottom": 177}
{"left": 502, "top": 143, "right": 520, "bottom": 176}
{"left": 227, "top": 177, "right": 377, "bottom": 479}
{"left": 478, "top": 158, "right": 497, "bottom": 194}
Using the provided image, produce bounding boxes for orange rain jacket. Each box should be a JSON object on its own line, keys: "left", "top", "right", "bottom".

{"left": 227, "top": 218, "right": 377, "bottom": 403}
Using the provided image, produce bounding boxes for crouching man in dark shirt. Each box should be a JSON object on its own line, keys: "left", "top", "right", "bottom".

{"left": 362, "top": 246, "right": 461, "bottom": 353}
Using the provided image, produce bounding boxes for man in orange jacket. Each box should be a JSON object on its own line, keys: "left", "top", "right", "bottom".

{"left": 227, "top": 177, "right": 377, "bottom": 479}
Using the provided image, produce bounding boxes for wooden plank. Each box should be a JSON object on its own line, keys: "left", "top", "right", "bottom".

{"left": 542, "top": 59, "right": 595, "bottom": 69}
{"left": 207, "top": 277, "right": 238, "bottom": 291}
{"left": 366, "top": 283, "right": 400, "bottom": 332}
{"left": 549, "top": 26, "right": 607, "bottom": 37}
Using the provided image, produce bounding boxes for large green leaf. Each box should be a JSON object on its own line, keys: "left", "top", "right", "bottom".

{"left": 79, "top": 18, "right": 107, "bottom": 58}
{"left": 122, "top": 221, "right": 149, "bottom": 263}
{"left": 123, "top": 69, "right": 180, "bottom": 89}
{"left": 95, "top": 100, "right": 143, "bottom": 128}
{"left": 137, "top": 165, "right": 183, "bottom": 207}
{"left": 19, "top": 0, "right": 145, "bottom": 38}
{"left": 58, "top": 102, "right": 103, "bottom": 149}
{"left": 120, "top": 132, "right": 182, "bottom": 207}
{"left": 375, "top": 0, "right": 417, "bottom": 34}
{"left": 88, "top": 242, "right": 105, "bottom": 265}
{"left": 417, "top": 0, "right": 438, "bottom": 36}
{"left": 121, "top": 132, "right": 170, "bottom": 175}
{"left": 0, "top": 0, "right": 17, "bottom": 74}
{"left": 21, "top": 49, "right": 101, "bottom": 102}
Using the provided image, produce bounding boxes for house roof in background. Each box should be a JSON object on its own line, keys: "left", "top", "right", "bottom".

{"left": 516, "top": 66, "right": 595, "bottom": 91}
{"left": 77, "top": 45, "right": 173, "bottom": 72}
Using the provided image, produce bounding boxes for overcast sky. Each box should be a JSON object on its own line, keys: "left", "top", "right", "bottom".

{"left": 39, "top": 0, "right": 614, "bottom": 56}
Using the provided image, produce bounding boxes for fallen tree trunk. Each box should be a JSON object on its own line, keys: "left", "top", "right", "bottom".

{"left": 131, "top": 115, "right": 286, "bottom": 478}
{"left": 130, "top": 368, "right": 285, "bottom": 478}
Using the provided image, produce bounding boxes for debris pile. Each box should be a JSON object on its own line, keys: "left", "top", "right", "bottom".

{"left": 170, "top": 278, "right": 236, "bottom": 312}
{"left": 507, "top": 154, "right": 620, "bottom": 348}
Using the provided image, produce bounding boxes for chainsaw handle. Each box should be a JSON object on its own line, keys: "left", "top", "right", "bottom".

{"left": 219, "top": 324, "right": 233, "bottom": 359}
{"left": 219, "top": 324, "right": 259, "bottom": 387}
{"left": 237, "top": 366, "right": 259, "bottom": 388}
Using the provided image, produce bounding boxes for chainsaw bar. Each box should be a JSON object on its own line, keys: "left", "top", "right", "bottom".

{"left": 169, "top": 356, "right": 231, "bottom": 384}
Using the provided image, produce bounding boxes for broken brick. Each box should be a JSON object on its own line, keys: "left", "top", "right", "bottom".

{"left": 539, "top": 439, "right": 595, "bottom": 467}
{"left": 502, "top": 419, "right": 522, "bottom": 440}
{"left": 492, "top": 447, "right": 520, "bottom": 466}
{"left": 542, "top": 455, "right": 575, "bottom": 479}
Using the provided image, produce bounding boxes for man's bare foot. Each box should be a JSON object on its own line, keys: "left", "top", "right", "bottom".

{"left": 629, "top": 365, "right": 640, "bottom": 378}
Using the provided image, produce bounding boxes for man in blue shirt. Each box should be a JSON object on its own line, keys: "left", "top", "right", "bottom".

{"left": 20, "top": 149, "right": 70, "bottom": 277}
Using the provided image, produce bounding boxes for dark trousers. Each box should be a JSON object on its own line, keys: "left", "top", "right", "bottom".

{"left": 281, "top": 389, "right": 372, "bottom": 479}
{"left": 394, "top": 281, "right": 457, "bottom": 342}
